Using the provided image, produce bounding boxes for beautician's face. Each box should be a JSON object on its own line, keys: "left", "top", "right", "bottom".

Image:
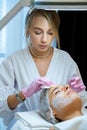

{"left": 28, "top": 16, "right": 54, "bottom": 52}
{"left": 48, "top": 85, "right": 82, "bottom": 120}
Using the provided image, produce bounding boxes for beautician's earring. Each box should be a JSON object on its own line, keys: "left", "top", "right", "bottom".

{"left": 26, "top": 34, "right": 29, "bottom": 38}
{"left": 26, "top": 35, "right": 31, "bottom": 45}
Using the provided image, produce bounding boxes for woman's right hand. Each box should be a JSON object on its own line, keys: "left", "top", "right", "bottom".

{"left": 21, "top": 77, "right": 53, "bottom": 98}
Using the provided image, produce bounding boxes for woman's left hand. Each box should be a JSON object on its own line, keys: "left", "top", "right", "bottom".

{"left": 68, "top": 76, "right": 86, "bottom": 92}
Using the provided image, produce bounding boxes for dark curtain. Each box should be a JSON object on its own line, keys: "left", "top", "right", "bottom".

{"left": 58, "top": 11, "right": 87, "bottom": 89}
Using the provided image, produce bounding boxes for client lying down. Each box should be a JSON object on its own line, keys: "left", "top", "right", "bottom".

{"left": 11, "top": 84, "right": 87, "bottom": 130}
{"left": 40, "top": 84, "right": 87, "bottom": 130}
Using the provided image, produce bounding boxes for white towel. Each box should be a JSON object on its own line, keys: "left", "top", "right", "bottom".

{"left": 15, "top": 110, "right": 53, "bottom": 130}
{"left": 55, "top": 115, "right": 87, "bottom": 130}
{"left": 15, "top": 110, "right": 87, "bottom": 130}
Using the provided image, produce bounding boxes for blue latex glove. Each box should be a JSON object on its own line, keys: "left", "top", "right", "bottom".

{"left": 68, "top": 76, "right": 86, "bottom": 92}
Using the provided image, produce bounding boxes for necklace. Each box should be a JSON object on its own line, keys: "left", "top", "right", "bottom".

{"left": 29, "top": 46, "right": 51, "bottom": 59}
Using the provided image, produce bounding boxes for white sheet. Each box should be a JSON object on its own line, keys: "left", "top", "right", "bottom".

{"left": 11, "top": 110, "right": 87, "bottom": 130}
{"left": 55, "top": 116, "right": 87, "bottom": 130}
{"left": 15, "top": 110, "right": 53, "bottom": 130}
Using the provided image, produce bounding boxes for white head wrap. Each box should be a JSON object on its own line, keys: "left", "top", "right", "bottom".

{"left": 39, "top": 89, "right": 58, "bottom": 124}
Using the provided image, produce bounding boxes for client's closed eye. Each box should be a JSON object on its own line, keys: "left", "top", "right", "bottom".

{"left": 49, "top": 86, "right": 63, "bottom": 95}
{"left": 54, "top": 90, "right": 61, "bottom": 95}
{"left": 53, "top": 88, "right": 62, "bottom": 95}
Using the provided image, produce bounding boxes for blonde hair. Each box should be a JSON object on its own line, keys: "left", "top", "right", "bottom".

{"left": 25, "top": 8, "right": 60, "bottom": 49}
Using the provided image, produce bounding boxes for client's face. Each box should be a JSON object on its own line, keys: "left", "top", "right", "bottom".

{"left": 48, "top": 85, "right": 82, "bottom": 121}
